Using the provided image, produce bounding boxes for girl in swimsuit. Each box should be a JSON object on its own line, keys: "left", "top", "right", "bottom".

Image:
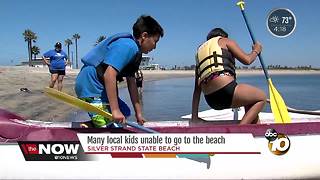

{"left": 192, "top": 28, "right": 266, "bottom": 124}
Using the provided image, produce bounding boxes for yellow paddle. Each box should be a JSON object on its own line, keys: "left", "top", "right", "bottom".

{"left": 237, "top": 0, "right": 291, "bottom": 123}
{"left": 44, "top": 88, "right": 212, "bottom": 160}
{"left": 44, "top": 87, "right": 158, "bottom": 133}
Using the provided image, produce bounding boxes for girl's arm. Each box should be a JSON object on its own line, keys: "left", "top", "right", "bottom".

{"left": 226, "top": 38, "right": 262, "bottom": 65}
{"left": 191, "top": 69, "right": 202, "bottom": 120}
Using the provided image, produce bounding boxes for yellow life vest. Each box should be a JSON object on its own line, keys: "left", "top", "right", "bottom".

{"left": 195, "top": 36, "right": 235, "bottom": 83}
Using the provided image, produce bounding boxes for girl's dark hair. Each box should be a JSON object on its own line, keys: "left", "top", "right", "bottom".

{"left": 133, "top": 15, "right": 164, "bottom": 39}
{"left": 207, "top": 28, "right": 228, "bottom": 40}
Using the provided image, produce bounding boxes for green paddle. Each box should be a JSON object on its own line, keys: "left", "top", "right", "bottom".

{"left": 44, "top": 87, "right": 158, "bottom": 133}
{"left": 237, "top": 0, "right": 291, "bottom": 123}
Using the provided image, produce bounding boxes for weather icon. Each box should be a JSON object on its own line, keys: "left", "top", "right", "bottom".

{"left": 269, "top": 16, "right": 279, "bottom": 23}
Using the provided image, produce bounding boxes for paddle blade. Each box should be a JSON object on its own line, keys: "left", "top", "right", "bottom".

{"left": 44, "top": 87, "right": 158, "bottom": 133}
{"left": 268, "top": 79, "right": 291, "bottom": 123}
{"left": 44, "top": 87, "right": 112, "bottom": 119}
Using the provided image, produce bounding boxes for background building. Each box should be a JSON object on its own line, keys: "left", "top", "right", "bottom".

{"left": 140, "top": 55, "right": 160, "bottom": 70}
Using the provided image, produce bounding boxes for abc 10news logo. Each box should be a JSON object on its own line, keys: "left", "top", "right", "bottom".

{"left": 265, "top": 128, "right": 290, "bottom": 155}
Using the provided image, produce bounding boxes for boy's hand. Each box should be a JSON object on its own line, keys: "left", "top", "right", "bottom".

{"left": 135, "top": 114, "right": 146, "bottom": 125}
{"left": 112, "top": 110, "right": 126, "bottom": 123}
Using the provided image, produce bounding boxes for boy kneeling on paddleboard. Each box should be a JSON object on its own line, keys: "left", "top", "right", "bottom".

{"left": 75, "top": 15, "right": 164, "bottom": 128}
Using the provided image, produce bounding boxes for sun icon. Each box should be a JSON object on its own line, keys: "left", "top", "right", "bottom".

{"left": 269, "top": 16, "right": 279, "bottom": 23}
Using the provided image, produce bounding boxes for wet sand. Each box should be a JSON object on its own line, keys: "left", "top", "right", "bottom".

{"left": 0, "top": 66, "right": 319, "bottom": 121}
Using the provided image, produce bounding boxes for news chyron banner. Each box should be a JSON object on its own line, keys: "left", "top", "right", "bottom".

{"left": 18, "top": 141, "right": 94, "bottom": 161}
{"left": 76, "top": 133, "right": 260, "bottom": 156}
{"left": 17, "top": 133, "right": 259, "bottom": 161}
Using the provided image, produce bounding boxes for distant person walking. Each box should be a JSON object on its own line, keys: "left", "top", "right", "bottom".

{"left": 192, "top": 28, "right": 266, "bottom": 124}
{"left": 135, "top": 69, "right": 144, "bottom": 94}
{"left": 42, "top": 42, "right": 68, "bottom": 91}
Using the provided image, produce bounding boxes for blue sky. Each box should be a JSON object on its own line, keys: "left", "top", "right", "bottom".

{"left": 0, "top": 0, "right": 319, "bottom": 68}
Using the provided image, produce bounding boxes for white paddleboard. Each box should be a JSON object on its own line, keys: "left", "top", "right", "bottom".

{"left": 181, "top": 107, "right": 320, "bottom": 123}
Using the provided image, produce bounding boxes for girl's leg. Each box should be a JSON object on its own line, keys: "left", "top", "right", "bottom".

{"left": 244, "top": 104, "right": 260, "bottom": 124}
{"left": 231, "top": 84, "right": 266, "bottom": 124}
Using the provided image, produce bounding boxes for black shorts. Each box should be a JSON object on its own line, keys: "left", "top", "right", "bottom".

{"left": 136, "top": 81, "right": 143, "bottom": 88}
{"left": 204, "top": 80, "right": 237, "bottom": 110}
{"left": 49, "top": 69, "right": 65, "bottom": 75}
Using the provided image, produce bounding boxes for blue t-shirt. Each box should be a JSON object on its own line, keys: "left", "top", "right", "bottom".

{"left": 43, "top": 50, "right": 67, "bottom": 70}
{"left": 75, "top": 36, "right": 139, "bottom": 99}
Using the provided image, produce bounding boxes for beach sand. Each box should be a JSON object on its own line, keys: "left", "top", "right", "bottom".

{"left": 0, "top": 66, "right": 319, "bottom": 122}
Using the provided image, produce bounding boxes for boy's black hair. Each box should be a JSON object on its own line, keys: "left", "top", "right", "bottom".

{"left": 207, "top": 28, "right": 228, "bottom": 40}
{"left": 132, "top": 15, "right": 164, "bottom": 39}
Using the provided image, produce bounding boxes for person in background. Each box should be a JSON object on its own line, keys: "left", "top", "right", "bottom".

{"left": 42, "top": 42, "right": 68, "bottom": 91}
{"left": 75, "top": 15, "right": 164, "bottom": 128}
{"left": 192, "top": 28, "right": 266, "bottom": 124}
{"left": 135, "top": 69, "right": 144, "bottom": 94}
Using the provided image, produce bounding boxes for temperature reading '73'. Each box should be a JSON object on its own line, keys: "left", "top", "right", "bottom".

{"left": 282, "top": 16, "right": 292, "bottom": 24}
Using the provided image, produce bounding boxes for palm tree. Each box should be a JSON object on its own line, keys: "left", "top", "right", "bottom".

{"left": 31, "top": 46, "right": 40, "bottom": 61}
{"left": 23, "top": 29, "right": 37, "bottom": 66}
{"left": 72, "top": 33, "right": 80, "bottom": 69}
{"left": 95, "top": 35, "right": 106, "bottom": 46}
{"left": 64, "top": 38, "right": 73, "bottom": 68}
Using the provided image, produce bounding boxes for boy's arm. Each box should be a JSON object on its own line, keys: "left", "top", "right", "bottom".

{"left": 126, "top": 76, "right": 145, "bottom": 125}
{"left": 104, "top": 66, "right": 125, "bottom": 123}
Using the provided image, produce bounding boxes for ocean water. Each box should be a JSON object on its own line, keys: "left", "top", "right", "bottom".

{"left": 119, "top": 74, "right": 320, "bottom": 121}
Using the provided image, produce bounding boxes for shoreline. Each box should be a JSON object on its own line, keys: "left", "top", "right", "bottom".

{"left": 0, "top": 66, "right": 319, "bottom": 121}
{"left": 142, "top": 69, "right": 320, "bottom": 81}
{"left": 2, "top": 66, "right": 320, "bottom": 77}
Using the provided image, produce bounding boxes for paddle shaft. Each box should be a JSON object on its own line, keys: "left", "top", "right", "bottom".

{"left": 239, "top": 9, "right": 269, "bottom": 80}
{"left": 126, "top": 121, "right": 158, "bottom": 133}
{"left": 266, "top": 99, "right": 320, "bottom": 116}
{"left": 237, "top": 1, "right": 292, "bottom": 123}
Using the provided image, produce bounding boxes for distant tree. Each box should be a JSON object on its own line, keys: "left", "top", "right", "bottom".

{"left": 95, "top": 35, "right": 106, "bottom": 46}
{"left": 183, "top": 66, "right": 190, "bottom": 70}
{"left": 64, "top": 38, "right": 73, "bottom": 67}
{"left": 31, "top": 46, "right": 40, "bottom": 60}
{"left": 250, "top": 66, "right": 256, "bottom": 69}
{"left": 72, "top": 33, "right": 81, "bottom": 69}
{"left": 23, "top": 29, "right": 37, "bottom": 66}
